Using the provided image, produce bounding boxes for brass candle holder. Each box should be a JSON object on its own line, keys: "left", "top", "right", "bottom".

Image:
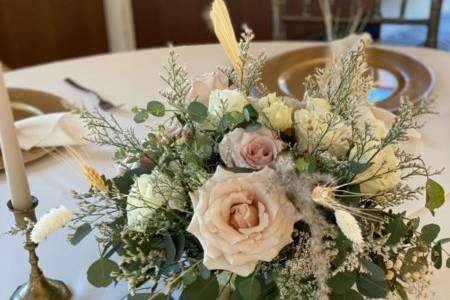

{"left": 8, "top": 197, "right": 72, "bottom": 300}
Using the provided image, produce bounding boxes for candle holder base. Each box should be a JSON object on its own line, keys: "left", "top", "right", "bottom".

{"left": 10, "top": 278, "right": 72, "bottom": 300}
{"left": 7, "top": 198, "right": 72, "bottom": 300}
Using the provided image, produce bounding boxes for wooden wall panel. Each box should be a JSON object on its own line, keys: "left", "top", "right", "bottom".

{"left": 0, "top": 0, "right": 108, "bottom": 68}
{"left": 132, "top": 0, "right": 273, "bottom": 48}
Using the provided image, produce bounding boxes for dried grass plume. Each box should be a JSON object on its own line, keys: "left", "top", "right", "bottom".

{"left": 210, "top": 0, "right": 242, "bottom": 77}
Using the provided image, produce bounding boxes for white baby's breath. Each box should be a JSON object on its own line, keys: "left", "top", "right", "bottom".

{"left": 30, "top": 206, "right": 73, "bottom": 243}
{"left": 334, "top": 209, "right": 363, "bottom": 245}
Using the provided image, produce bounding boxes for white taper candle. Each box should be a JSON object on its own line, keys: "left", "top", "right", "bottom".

{"left": 0, "top": 64, "right": 32, "bottom": 210}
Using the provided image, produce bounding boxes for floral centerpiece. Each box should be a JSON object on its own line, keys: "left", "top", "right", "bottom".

{"left": 67, "top": 1, "right": 449, "bottom": 299}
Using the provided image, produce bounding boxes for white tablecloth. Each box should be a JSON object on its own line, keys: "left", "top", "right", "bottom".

{"left": 1, "top": 42, "right": 449, "bottom": 299}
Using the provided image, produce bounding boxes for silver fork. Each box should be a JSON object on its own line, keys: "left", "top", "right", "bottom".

{"left": 64, "top": 77, "right": 120, "bottom": 111}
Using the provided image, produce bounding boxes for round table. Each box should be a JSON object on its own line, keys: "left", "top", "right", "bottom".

{"left": 1, "top": 42, "right": 450, "bottom": 299}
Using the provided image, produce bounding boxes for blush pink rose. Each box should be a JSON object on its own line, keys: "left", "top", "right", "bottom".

{"left": 186, "top": 71, "right": 229, "bottom": 105}
{"left": 187, "top": 167, "right": 301, "bottom": 276}
{"left": 219, "top": 128, "right": 284, "bottom": 169}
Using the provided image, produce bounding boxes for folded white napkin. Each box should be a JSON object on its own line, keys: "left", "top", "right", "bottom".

{"left": 13, "top": 112, "right": 87, "bottom": 151}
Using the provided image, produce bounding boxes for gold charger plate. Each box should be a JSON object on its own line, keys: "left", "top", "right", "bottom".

{"left": 262, "top": 45, "right": 435, "bottom": 111}
{"left": 0, "top": 88, "right": 66, "bottom": 170}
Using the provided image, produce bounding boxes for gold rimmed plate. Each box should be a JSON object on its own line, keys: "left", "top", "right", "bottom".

{"left": 0, "top": 88, "right": 67, "bottom": 170}
{"left": 262, "top": 45, "right": 435, "bottom": 111}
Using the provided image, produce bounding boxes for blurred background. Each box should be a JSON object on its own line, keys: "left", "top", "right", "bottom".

{"left": 0, "top": 0, "right": 449, "bottom": 70}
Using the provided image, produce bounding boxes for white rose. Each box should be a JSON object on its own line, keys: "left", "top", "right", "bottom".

{"left": 356, "top": 105, "right": 388, "bottom": 139}
{"left": 208, "top": 89, "right": 248, "bottom": 116}
{"left": 127, "top": 171, "right": 186, "bottom": 232}
{"left": 349, "top": 143, "right": 401, "bottom": 195}
{"left": 294, "top": 98, "right": 351, "bottom": 158}
{"left": 187, "top": 167, "right": 301, "bottom": 276}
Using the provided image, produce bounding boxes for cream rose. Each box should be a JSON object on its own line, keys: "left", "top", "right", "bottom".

{"left": 186, "top": 71, "right": 229, "bottom": 105}
{"left": 294, "top": 98, "right": 351, "bottom": 158}
{"left": 127, "top": 171, "right": 187, "bottom": 232}
{"left": 219, "top": 127, "right": 284, "bottom": 169}
{"left": 259, "top": 93, "right": 293, "bottom": 131}
{"left": 356, "top": 105, "right": 389, "bottom": 139}
{"left": 187, "top": 167, "right": 301, "bottom": 276}
{"left": 349, "top": 143, "right": 401, "bottom": 195}
{"left": 208, "top": 89, "right": 249, "bottom": 116}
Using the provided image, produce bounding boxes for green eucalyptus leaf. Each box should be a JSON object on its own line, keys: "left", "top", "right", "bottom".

{"left": 296, "top": 155, "right": 316, "bottom": 173}
{"left": 431, "top": 242, "right": 443, "bottom": 269}
{"left": 180, "top": 275, "right": 219, "bottom": 300}
{"left": 421, "top": 224, "right": 440, "bottom": 243}
{"left": 102, "top": 243, "right": 124, "bottom": 259}
{"left": 188, "top": 101, "right": 208, "bottom": 123}
{"left": 332, "top": 235, "right": 352, "bottom": 268}
{"left": 147, "top": 101, "right": 165, "bottom": 117}
{"left": 163, "top": 232, "right": 176, "bottom": 262}
{"left": 359, "top": 258, "right": 385, "bottom": 282}
{"left": 87, "top": 257, "right": 119, "bottom": 287}
{"left": 386, "top": 217, "right": 407, "bottom": 245}
{"left": 243, "top": 104, "right": 258, "bottom": 121}
{"left": 425, "top": 178, "right": 445, "bottom": 215}
{"left": 409, "top": 218, "right": 420, "bottom": 232}
{"left": 113, "top": 168, "right": 147, "bottom": 194}
{"left": 328, "top": 271, "right": 356, "bottom": 294}
{"left": 345, "top": 161, "right": 370, "bottom": 175}
{"left": 356, "top": 275, "right": 387, "bottom": 298}
{"left": 134, "top": 110, "right": 149, "bottom": 123}
{"left": 236, "top": 275, "right": 262, "bottom": 300}
{"left": 198, "top": 263, "right": 211, "bottom": 279}
{"left": 69, "top": 223, "right": 92, "bottom": 246}
{"left": 245, "top": 122, "right": 262, "bottom": 132}
{"left": 446, "top": 257, "right": 450, "bottom": 268}
{"left": 330, "top": 289, "right": 364, "bottom": 300}
{"left": 173, "top": 233, "right": 185, "bottom": 261}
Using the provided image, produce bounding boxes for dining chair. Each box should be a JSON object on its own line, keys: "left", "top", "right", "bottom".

{"left": 271, "top": 0, "right": 443, "bottom": 48}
